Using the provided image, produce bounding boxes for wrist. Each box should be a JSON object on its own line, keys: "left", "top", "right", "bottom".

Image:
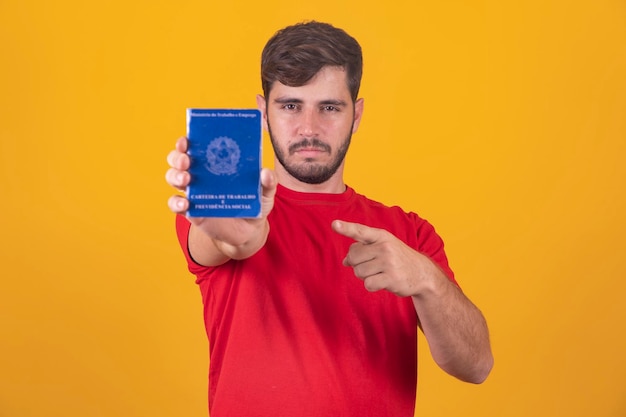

{"left": 412, "top": 256, "right": 450, "bottom": 299}
{"left": 223, "top": 218, "right": 270, "bottom": 260}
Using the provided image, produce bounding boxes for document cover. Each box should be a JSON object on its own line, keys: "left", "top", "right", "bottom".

{"left": 186, "top": 108, "right": 262, "bottom": 218}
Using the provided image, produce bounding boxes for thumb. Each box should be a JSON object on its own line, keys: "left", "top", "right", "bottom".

{"left": 260, "top": 168, "right": 278, "bottom": 218}
{"left": 261, "top": 168, "right": 278, "bottom": 196}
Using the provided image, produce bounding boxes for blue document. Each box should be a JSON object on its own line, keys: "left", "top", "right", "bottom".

{"left": 186, "top": 109, "right": 262, "bottom": 218}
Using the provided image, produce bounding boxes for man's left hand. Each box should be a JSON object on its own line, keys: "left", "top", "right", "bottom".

{"left": 331, "top": 220, "right": 436, "bottom": 297}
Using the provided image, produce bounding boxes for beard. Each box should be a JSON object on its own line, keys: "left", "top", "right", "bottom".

{"left": 268, "top": 122, "right": 353, "bottom": 185}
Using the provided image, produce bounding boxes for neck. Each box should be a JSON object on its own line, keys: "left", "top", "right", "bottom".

{"left": 275, "top": 164, "right": 347, "bottom": 194}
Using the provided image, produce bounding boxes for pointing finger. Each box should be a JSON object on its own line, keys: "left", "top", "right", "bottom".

{"left": 331, "top": 220, "right": 383, "bottom": 244}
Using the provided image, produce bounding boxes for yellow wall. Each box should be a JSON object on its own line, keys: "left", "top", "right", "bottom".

{"left": 1, "top": 1, "right": 625, "bottom": 416}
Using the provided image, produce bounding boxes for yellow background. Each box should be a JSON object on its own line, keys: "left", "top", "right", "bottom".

{"left": 1, "top": 1, "right": 625, "bottom": 416}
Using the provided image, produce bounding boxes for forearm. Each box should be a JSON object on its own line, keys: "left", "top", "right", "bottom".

{"left": 188, "top": 219, "right": 270, "bottom": 266}
{"left": 412, "top": 267, "right": 493, "bottom": 383}
{"left": 332, "top": 220, "right": 494, "bottom": 382}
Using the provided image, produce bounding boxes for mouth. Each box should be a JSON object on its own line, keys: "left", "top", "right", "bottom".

{"left": 294, "top": 149, "right": 327, "bottom": 160}
{"left": 289, "top": 139, "right": 331, "bottom": 156}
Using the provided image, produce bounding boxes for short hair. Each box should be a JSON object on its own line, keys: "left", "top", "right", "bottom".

{"left": 261, "top": 21, "right": 363, "bottom": 102}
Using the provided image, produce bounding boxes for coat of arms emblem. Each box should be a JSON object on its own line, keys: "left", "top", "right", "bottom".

{"left": 204, "top": 136, "right": 240, "bottom": 175}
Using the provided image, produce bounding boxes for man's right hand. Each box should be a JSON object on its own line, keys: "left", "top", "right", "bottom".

{"left": 166, "top": 136, "right": 278, "bottom": 266}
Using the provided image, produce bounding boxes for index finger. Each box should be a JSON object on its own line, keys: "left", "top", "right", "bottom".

{"left": 167, "top": 138, "right": 190, "bottom": 170}
{"left": 331, "top": 220, "right": 382, "bottom": 244}
{"left": 175, "top": 136, "right": 188, "bottom": 153}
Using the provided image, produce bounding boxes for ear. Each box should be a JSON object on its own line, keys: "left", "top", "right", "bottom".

{"left": 351, "top": 98, "right": 364, "bottom": 134}
{"left": 256, "top": 94, "right": 269, "bottom": 132}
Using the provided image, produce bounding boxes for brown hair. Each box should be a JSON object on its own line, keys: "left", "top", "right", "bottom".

{"left": 261, "top": 21, "right": 363, "bottom": 102}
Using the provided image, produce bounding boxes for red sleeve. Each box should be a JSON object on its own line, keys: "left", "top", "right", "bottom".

{"left": 412, "top": 214, "right": 457, "bottom": 286}
{"left": 175, "top": 214, "right": 212, "bottom": 277}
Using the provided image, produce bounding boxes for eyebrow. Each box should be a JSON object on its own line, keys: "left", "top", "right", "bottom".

{"left": 272, "top": 97, "right": 348, "bottom": 107}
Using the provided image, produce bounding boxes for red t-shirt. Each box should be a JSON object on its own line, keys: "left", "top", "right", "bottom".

{"left": 176, "top": 184, "right": 455, "bottom": 417}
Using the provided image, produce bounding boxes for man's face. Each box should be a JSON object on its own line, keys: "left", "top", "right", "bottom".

{"left": 257, "top": 66, "right": 364, "bottom": 186}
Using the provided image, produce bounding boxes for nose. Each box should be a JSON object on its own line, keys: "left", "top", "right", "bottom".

{"left": 298, "top": 108, "right": 320, "bottom": 138}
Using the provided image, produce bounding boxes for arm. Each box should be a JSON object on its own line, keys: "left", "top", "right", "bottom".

{"left": 331, "top": 220, "right": 493, "bottom": 384}
{"left": 166, "top": 137, "right": 278, "bottom": 266}
{"left": 410, "top": 260, "right": 493, "bottom": 383}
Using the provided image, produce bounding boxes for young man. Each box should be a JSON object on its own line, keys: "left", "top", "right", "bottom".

{"left": 166, "top": 21, "right": 493, "bottom": 416}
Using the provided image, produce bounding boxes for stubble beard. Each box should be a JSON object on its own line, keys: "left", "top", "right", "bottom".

{"left": 268, "top": 121, "right": 353, "bottom": 185}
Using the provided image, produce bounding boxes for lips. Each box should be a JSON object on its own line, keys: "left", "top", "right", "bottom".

{"left": 289, "top": 139, "right": 331, "bottom": 155}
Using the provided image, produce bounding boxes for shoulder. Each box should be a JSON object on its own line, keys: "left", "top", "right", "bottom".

{"left": 350, "top": 189, "right": 428, "bottom": 227}
{"left": 349, "top": 189, "right": 448, "bottom": 257}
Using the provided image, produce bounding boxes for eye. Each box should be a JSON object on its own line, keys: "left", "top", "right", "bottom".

{"left": 282, "top": 103, "right": 299, "bottom": 111}
{"left": 322, "top": 105, "right": 339, "bottom": 112}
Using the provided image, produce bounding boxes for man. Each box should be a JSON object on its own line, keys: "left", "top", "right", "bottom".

{"left": 166, "top": 21, "right": 493, "bottom": 416}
